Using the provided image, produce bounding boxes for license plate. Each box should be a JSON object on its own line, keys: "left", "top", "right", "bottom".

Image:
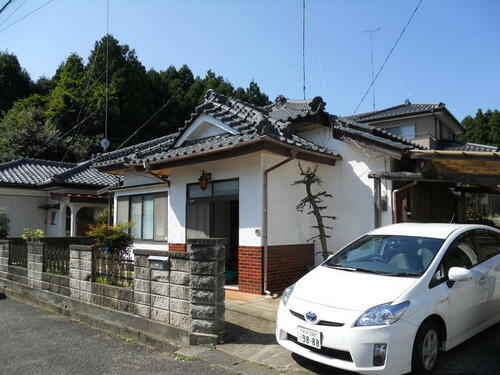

{"left": 297, "top": 326, "right": 321, "bottom": 349}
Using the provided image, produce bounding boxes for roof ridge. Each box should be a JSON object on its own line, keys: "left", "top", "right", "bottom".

{"left": 0, "top": 157, "right": 76, "bottom": 171}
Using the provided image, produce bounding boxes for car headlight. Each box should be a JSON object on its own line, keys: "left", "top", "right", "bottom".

{"left": 355, "top": 301, "right": 410, "bottom": 327}
{"left": 282, "top": 284, "right": 295, "bottom": 306}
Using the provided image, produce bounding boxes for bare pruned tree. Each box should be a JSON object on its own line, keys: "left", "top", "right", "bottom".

{"left": 293, "top": 163, "right": 335, "bottom": 261}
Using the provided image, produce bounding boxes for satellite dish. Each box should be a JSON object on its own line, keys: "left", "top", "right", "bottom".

{"left": 100, "top": 138, "right": 110, "bottom": 151}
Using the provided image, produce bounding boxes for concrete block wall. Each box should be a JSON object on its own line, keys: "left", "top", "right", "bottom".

{"left": 134, "top": 238, "right": 226, "bottom": 336}
{"left": 27, "top": 242, "right": 44, "bottom": 289}
{"left": 69, "top": 245, "right": 94, "bottom": 302}
{"left": 0, "top": 240, "right": 226, "bottom": 343}
{"left": 0, "top": 240, "right": 8, "bottom": 280}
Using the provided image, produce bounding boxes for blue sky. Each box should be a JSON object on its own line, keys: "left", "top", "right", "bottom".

{"left": 1, "top": 0, "right": 499, "bottom": 120}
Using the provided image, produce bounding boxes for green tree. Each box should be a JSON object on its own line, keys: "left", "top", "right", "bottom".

{"left": 0, "top": 52, "right": 32, "bottom": 116}
{"left": 0, "top": 36, "right": 271, "bottom": 162}
{"left": 460, "top": 108, "right": 500, "bottom": 147}
{"left": 0, "top": 95, "right": 64, "bottom": 162}
{"left": 488, "top": 110, "right": 500, "bottom": 146}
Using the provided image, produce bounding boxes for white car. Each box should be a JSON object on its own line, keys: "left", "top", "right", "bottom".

{"left": 276, "top": 223, "right": 500, "bottom": 375}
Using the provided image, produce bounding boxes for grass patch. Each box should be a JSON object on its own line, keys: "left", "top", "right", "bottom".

{"left": 174, "top": 354, "right": 198, "bottom": 362}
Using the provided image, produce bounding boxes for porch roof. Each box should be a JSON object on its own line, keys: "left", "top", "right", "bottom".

{"left": 50, "top": 192, "right": 108, "bottom": 204}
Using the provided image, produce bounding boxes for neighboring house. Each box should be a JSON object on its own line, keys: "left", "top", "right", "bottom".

{"left": 95, "top": 90, "right": 423, "bottom": 294}
{"left": 342, "top": 100, "right": 463, "bottom": 149}
{"left": 0, "top": 158, "right": 119, "bottom": 237}
{"left": 345, "top": 101, "right": 500, "bottom": 225}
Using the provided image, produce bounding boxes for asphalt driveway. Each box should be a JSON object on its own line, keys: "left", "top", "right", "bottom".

{"left": 0, "top": 295, "right": 230, "bottom": 375}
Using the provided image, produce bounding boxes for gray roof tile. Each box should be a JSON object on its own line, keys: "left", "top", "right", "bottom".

{"left": 437, "top": 140, "right": 499, "bottom": 152}
{"left": 96, "top": 90, "right": 338, "bottom": 168}
{"left": 344, "top": 101, "right": 444, "bottom": 122}
{"left": 0, "top": 158, "right": 118, "bottom": 188}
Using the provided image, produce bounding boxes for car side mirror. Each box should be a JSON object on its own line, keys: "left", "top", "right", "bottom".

{"left": 448, "top": 267, "right": 473, "bottom": 282}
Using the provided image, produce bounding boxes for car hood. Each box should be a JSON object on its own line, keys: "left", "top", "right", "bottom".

{"left": 292, "top": 265, "right": 417, "bottom": 311}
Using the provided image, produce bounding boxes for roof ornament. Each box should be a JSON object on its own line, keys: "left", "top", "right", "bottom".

{"left": 404, "top": 99, "right": 411, "bottom": 105}
{"left": 274, "top": 95, "right": 287, "bottom": 108}
{"left": 205, "top": 89, "right": 217, "bottom": 101}
{"left": 255, "top": 116, "right": 274, "bottom": 136}
{"left": 309, "top": 96, "right": 325, "bottom": 112}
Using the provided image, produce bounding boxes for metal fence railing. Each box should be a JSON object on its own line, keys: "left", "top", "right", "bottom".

{"left": 8, "top": 240, "right": 27, "bottom": 268}
{"left": 43, "top": 246, "right": 70, "bottom": 275}
{"left": 92, "top": 249, "right": 134, "bottom": 289}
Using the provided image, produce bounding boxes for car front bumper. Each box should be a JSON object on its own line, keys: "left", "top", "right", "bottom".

{"left": 276, "top": 301, "right": 418, "bottom": 375}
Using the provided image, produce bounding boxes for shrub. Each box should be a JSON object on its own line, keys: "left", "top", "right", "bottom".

{"left": 95, "top": 209, "right": 110, "bottom": 225}
{"left": 87, "top": 222, "right": 134, "bottom": 258}
{"left": 22, "top": 228, "right": 44, "bottom": 242}
{"left": 0, "top": 208, "right": 9, "bottom": 239}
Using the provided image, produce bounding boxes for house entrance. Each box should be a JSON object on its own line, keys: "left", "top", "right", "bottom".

{"left": 186, "top": 179, "right": 239, "bottom": 287}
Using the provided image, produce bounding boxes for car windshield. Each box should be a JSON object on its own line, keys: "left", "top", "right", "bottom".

{"left": 323, "top": 235, "right": 444, "bottom": 277}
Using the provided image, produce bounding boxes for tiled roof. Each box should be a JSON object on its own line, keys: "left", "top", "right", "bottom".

{"left": 265, "top": 95, "right": 326, "bottom": 122}
{"left": 96, "top": 90, "right": 338, "bottom": 167}
{"left": 334, "top": 117, "right": 426, "bottom": 151}
{"left": 0, "top": 158, "right": 118, "bottom": 188}
{"left": 437, "top": 140, "right": 499, "bottom": 152}
{"left": 345, "top": 101, "right": 444, "bottom": 122}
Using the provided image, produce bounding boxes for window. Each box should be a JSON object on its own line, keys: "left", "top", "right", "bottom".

{"left": 187, "top": 179, "right": 239, "bottom": 200}
{"left": 324, "top": 235, "right": 444, "bottom": 276}
{"left": 116, "top": 193, "right": 168, "bottom": 241}
{"left": 474, "top": 230, "right": 500, "bottom": 262}
{"left": 50, "top": 211, "right": 57, "bottom": 225}
{"left": 430, "top": 233, "right": 478, "bottom": 287}
{"left": 386, "top": 124, "right": 416, "bottom": 140}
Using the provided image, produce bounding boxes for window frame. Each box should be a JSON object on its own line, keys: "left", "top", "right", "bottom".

{"left": 429, "top": 231, "right": 480, "bottom": 288}
{"left": 185, "top": 178, "right": 239, "bottom": 242}
{"left": 116, "top": 192, "right": 168, "bottom": 242}
{"left": 472, "top": 229, "right": 500, "bottom": 263}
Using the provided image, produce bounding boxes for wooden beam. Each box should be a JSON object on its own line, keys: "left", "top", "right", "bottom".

{"left": 369, "top": 171, "right": 500, "bottom": 185}
{"left": 410, "top": 150, "right": 500, "bottom": 161}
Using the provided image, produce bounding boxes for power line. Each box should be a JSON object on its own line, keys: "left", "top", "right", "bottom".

{"left": 0, "top": 0, "right": 14, "bottom": 15}
{"left": 302, "top": 0, "right": 306, "bottom": 100}
{"left": 352, "top": 0, "right": 423, "bottom": 114}
{"left": 0, "top": 0, "right": 28, "bottom": 28}
{"left": 0, "top": 0, "right": 56, "bottom": 34}
{"left": 61, "top": 44, "right": 104, "bottom": 161}
{"left": 116, "top": 78, "right": 191, "bottom": 151}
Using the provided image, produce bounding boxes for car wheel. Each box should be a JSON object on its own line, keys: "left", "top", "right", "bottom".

{"left": 412, "top": 321, "right": 441, "bottom": 375}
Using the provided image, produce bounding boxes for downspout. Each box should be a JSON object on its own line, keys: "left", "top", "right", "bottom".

{"left": 392, "top": 181, "right": 418, "bottom": 223}
{"left": 263, "top": 150, "right": 297, "bottom": 295}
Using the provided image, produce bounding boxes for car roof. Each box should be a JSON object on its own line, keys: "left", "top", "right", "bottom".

{"left": 367, "top": 223, "right": 498, "bottom": 239}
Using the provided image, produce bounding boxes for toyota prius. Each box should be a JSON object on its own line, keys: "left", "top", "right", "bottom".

{"left": 276, "top": 223, "right": 500, "bottom": 375}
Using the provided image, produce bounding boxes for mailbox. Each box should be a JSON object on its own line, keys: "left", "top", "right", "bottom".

{"left": 148, "top": 255, "right": 170, "bottom": 271}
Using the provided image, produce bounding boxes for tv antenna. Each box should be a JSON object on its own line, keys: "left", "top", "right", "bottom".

{"left": 362, "top": 27, "right": 381, "bottom": 111}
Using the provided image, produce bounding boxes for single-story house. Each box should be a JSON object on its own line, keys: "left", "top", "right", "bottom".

{"left": 0, "top": 158, "right": 119, "bottom": 237}
{"left": 95, "top": 90, "right": 428, "bottom": 294}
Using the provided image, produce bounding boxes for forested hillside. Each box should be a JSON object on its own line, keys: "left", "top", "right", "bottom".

{"left": 459, "top": 109, "right": 500, "bottom": 147}
{"left": 0, "top": 35, "right": 269, "bottom": 163}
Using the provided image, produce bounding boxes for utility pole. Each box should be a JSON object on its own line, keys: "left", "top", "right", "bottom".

{"left": 362, "top": 27, "right": 381, "bottom": 111}
{"left": 302, "top": 0, "right": 306, "bottom": 100}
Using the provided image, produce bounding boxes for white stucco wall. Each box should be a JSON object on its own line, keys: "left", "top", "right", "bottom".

{"left": 167, "top": 153, "right": 263, "bottom": 247}
{"left": 299, "top": 130, "right": 393, "bottom": 263}
{"left": 0, "top": 187, "right": 48, "bottom": 237}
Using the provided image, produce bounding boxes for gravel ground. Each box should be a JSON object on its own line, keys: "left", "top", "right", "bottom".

{"left": 0, "top": 296, "right": 231, "bottom": 375}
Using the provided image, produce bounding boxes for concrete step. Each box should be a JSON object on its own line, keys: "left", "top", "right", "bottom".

{"left": 224, "top": 296, "right": 279, "bottom": 335}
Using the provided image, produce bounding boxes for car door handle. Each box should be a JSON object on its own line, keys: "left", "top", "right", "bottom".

{"left": 479, "top": 276, "right": 488, "bottom": 286}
